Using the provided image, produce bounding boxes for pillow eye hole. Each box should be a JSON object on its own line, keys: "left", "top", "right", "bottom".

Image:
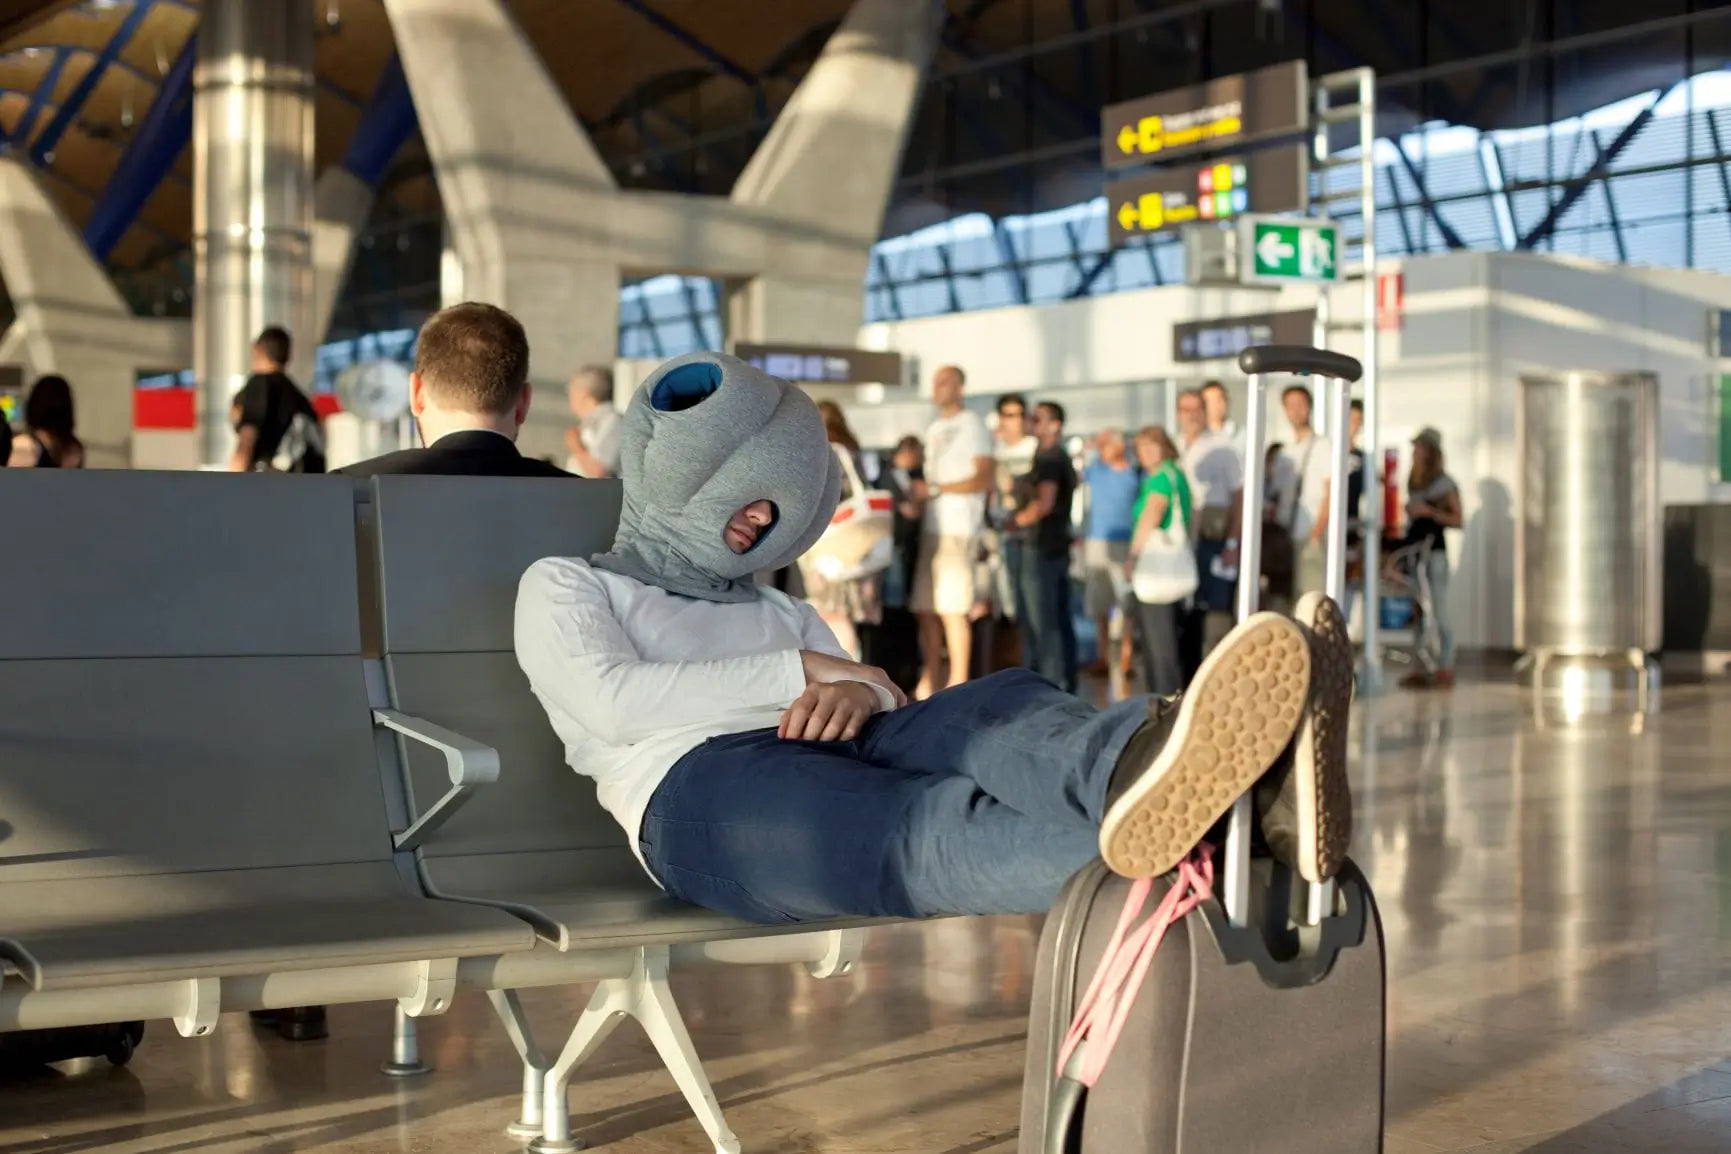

{"left": 650, "top": 362, "right": 722, "bottom": 412}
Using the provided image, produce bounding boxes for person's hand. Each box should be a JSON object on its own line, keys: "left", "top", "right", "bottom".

{"left": 909, "top": 479, "right": 931, "bottom": 501}
{"left": 563, "top": 427, "right": 583, "bottom": 456}
{"left": 897, "top": 500, "right": 921, "bottom": 520}
{"left": 1221, "top": 544, "right": 1241, "bottom": 568}
{"left": 778, "top": 681, "right": 883, "bottom": 742}
{"left": 969, "top": 598, "right": 992, "bottom": 622}
{"left": 800, "top": 650, "right": 908, "bottom": 708}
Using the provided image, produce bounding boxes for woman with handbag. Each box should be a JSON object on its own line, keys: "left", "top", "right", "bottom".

{"left": 1124, "top": 426, "right": 1197, "bottom": 697}
{"left": 799, "top": 401, "right": 888, "bottom": 658}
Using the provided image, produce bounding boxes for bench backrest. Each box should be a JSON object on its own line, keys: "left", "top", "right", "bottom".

{"left": 368, "top": 476, "right": 629, "bottom": 886}
{"left": 0, "top": 472, "right": 393, "bottom": 886}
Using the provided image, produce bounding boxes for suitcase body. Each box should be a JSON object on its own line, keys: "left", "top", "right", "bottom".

{"left": 1018, "top": 344, "right": 1384, "bottom": 1153}
{"left": 1019, "top": 861, "right": 1385, "bottom": 1154}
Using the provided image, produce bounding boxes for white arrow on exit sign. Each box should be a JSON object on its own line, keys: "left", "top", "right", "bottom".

{"left": 1255, "top": 230, "right": 1295, "bottom": 269}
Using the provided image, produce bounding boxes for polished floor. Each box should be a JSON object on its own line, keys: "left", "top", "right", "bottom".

{"left": 7, "top": 678, "right": 1731, "bottom": 1152}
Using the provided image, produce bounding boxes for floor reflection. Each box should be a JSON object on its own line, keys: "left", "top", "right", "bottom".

{"left": 7, "top": 681, "right": 1731, "bottom": 1152}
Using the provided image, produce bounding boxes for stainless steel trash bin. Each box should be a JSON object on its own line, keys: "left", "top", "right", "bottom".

{"left": 1516, "top": 371, "right": 1661, "bottom": 717}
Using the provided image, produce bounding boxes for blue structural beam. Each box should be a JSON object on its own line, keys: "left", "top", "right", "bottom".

{"left": 1067, "top": 249, "right": 1113, "bottom": 298}
{"left": 340, "top": 54, "right": 416, "bottom": 186}
{"left": 608, "top": 0, "right": 765, "bottom": 116}
{"left": 32, "top": 0, "right": 155, "bottom": 164}
{"left": 83, "top": 35, "right": 193, "bottom": 261}
{"left": 1519, "top": 85, "right": 1671, "bottom": 250}
{"left": 1391, "top": 139, "right": 1467, "bottom": 250}
{"left": 10, "top": 47, "right": 70, "bottom": 150}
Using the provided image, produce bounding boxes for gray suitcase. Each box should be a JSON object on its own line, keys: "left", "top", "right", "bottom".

{"left": 1018, "top": 345, "right": 1386, "bottom": 1154}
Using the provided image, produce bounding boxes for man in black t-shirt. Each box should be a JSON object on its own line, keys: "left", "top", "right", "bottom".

{"left": 1007, "top": 401, "right": 1078, "bottom": 693}
{"left": 228, "top": 326, "right": 324, "bottom": 473}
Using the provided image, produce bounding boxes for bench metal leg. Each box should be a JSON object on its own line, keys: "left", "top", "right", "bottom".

{"left": 381, "top": 1004, "right": 432, "bottom": 1077}
{"left": 487, "top": 989, "right": 549, "bottom": 1140}
{"left": 531, "top": 947, "right": 741, "bottom": 1154}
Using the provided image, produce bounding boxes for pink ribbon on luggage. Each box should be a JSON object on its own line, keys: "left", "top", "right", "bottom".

{"left": 1055, "top": 843, "right": 1216, "bottom": 1088}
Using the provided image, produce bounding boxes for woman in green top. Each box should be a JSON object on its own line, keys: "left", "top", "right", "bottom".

{"left": 1126, "top": 426, "right": 1194, "bottom": 696}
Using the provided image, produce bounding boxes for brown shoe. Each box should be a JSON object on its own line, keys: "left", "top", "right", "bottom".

{"left": 1099, "top": 612, "right": 1310, "bottom": 879}
{"left": 1256, "top": 592, "right": 1355, "bottom": 885}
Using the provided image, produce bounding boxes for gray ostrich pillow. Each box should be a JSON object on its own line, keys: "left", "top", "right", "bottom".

{"left": 589, "top": 352, "right": 843, "bottom": 602}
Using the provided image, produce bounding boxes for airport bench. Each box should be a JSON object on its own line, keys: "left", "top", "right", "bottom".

{"left": 0, "top": 470, "right": 876, "bottom": 1154}
{"left": 361, "top": 474, "right": 877, "bottom": 1152}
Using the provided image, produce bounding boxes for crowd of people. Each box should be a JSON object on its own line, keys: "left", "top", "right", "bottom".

{"left": 798, "top": 362, "right": 1461, "bottom": 703}
{"left": 0, "top": 312, "right": 1460, "bottom": 694}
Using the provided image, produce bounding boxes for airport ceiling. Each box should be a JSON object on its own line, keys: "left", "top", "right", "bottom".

{"left": 0, "top": 0, "right": 1726, "bottom": 284}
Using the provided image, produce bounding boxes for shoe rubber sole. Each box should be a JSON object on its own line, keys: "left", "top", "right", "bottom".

{"left": 1099, "top": 612, "right": 1311, "bottom": 879}
{"left": 1291, "top": 591, "right": 1356, "bottom": 883}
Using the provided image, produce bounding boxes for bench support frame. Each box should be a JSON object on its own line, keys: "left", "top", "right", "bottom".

{"left": 529, "top": 945, "right": 742, "bottom": 1154}
{"left": 488, "top": 988, "right": 551, "bottom": 1140}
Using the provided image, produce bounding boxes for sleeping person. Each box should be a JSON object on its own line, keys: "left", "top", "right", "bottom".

{"left": 514, "top": 352, "right": 1353, "bottom": 924}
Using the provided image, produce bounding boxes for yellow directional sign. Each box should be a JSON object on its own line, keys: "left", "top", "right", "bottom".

{"left": 1112, "top": 109, "right": 1245, "bottom": 161}
{"left": 1100, "top": 61, "right": 1307, "bottom": 172}
{"left": 1105, "top": 149, "right": 1307, "bottom": 247}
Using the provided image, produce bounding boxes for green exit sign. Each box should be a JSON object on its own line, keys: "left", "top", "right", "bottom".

{"left": 1239, "top": 216, "right": 1340, "bottom": 284}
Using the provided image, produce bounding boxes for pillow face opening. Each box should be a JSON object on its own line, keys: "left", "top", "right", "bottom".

{"left": 737, "top": 501, "right": 780, "bottom": 554}
{"left": 651, "top": 361, "right": 722, "bottom": 412}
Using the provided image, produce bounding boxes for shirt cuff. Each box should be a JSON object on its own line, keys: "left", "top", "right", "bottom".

{"left": 852, "top": 680, "right": 899, "bottom": 714}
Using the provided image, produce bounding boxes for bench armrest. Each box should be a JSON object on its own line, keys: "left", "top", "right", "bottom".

{"left": 374, "top": 709, "right": 501, "bottom": 852}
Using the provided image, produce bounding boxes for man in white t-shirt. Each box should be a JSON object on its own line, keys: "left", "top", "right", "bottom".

{"left": 911, "top": 364, "right": 994, "bottom": 698}
{"left": 1271, "top": 384, "right": 1334, "bottom": 607}
{"left": 1176, "top": 388, "right": 1244, "bottom": 666}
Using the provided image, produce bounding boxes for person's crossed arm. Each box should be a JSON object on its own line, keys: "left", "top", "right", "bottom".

{"left": 515, "top": 559, "right": 905, "bottom": 748}
{"left": 781, "top": 602, "right": 907, "bottom": 742}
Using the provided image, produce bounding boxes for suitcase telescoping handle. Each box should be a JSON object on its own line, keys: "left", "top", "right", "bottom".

{"left": 1237, "top": 344, "right": 1364, "bottom": 382}
{"left": 1220, "top": 343, "right": 1364, "bottom": 930}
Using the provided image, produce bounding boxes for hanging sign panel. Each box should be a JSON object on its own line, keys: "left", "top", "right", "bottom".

{"left": 1172, "top": 309, "right": 1317, "bottom": 364}
{"left": 1106, "top": 146, "right": 1307, "bottom": 246}
{"left": 1101, "top": 60, "right": 1309, "bottom": 171}
{"left": 731, "top": 343, "right": 905, "bottom": 386}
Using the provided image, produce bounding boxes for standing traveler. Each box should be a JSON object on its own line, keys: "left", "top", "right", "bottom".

{"left": 799, "top": 401, "right": 884, "bottom": 659}
{"left": 1175, "top": 388, "right": 1243, "bottom": 673}
{"left": 1125, "top": 426, "right": 1194, "bottom": 697}
{"left": 1400, "top": 427, "right": 1461, "bottom": 689}
{"left": 1078, "top": 429, "right": 1140, "bottom": 678}
{"left": 564, "top": 364, "right": 623, "bottom": 478}
{"left": 911, "top": 365, "right": 994, "bottom": 698}
{"left": 1008, "top": 402, "right": 1079, "bottom": 693}
{"left": 1270, "top": 384, "right": 1333, "bottom": 609}
{"left": 229, "top": 326, "right": 324, "bottom": 473}
{"left": 9, "top": 375, "right": 84, "bottom": 468}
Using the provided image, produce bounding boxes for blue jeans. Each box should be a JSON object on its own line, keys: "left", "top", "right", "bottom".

{"left": 1000, "top": 535, "right": 1030, "bottom": 624}
{"left": 1018, "top": 548, "right": 1079, "bottom": 693}
{"left": 1424, "top": 549, "right": 1454, "bottom": 670}
{"left": 639, "top": 669, "right": 1149, "bottom": 922}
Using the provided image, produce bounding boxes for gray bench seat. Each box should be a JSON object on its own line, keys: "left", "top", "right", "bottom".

{"left": 0, "top": 879, "right": 526, "bottom": 991}
{"left": 0, "top": 473, "right": 535, "bottom": 1018}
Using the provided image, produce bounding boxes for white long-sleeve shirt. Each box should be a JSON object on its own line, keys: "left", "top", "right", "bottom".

{"left": 513, "top": 557, "right": 895, "bottom": 870}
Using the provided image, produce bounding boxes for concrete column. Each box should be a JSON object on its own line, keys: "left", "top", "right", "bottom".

{"left": 193, "top": 0, "right": 316, "bottom": 464}
{"left": 383, "top": 0, "right": 933, "bottom": 457}
{"left": 311, "top": 167, "right": 376, "bottom": 348}
{"left": 728, "top": 0, "right": 938, "bottom": 344}
{"left": 0, "top": 158, "right": 189, "bottom": 468}
{"left": 384, "top": 0, "right": 619, "bottom": 459}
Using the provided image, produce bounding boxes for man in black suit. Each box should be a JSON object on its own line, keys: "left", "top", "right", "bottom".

{"left": 259, "top": 303, "right": 565, "bottom": 1044}
{"left": 339, "top": 301, "right": 572, "bottom": 478}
